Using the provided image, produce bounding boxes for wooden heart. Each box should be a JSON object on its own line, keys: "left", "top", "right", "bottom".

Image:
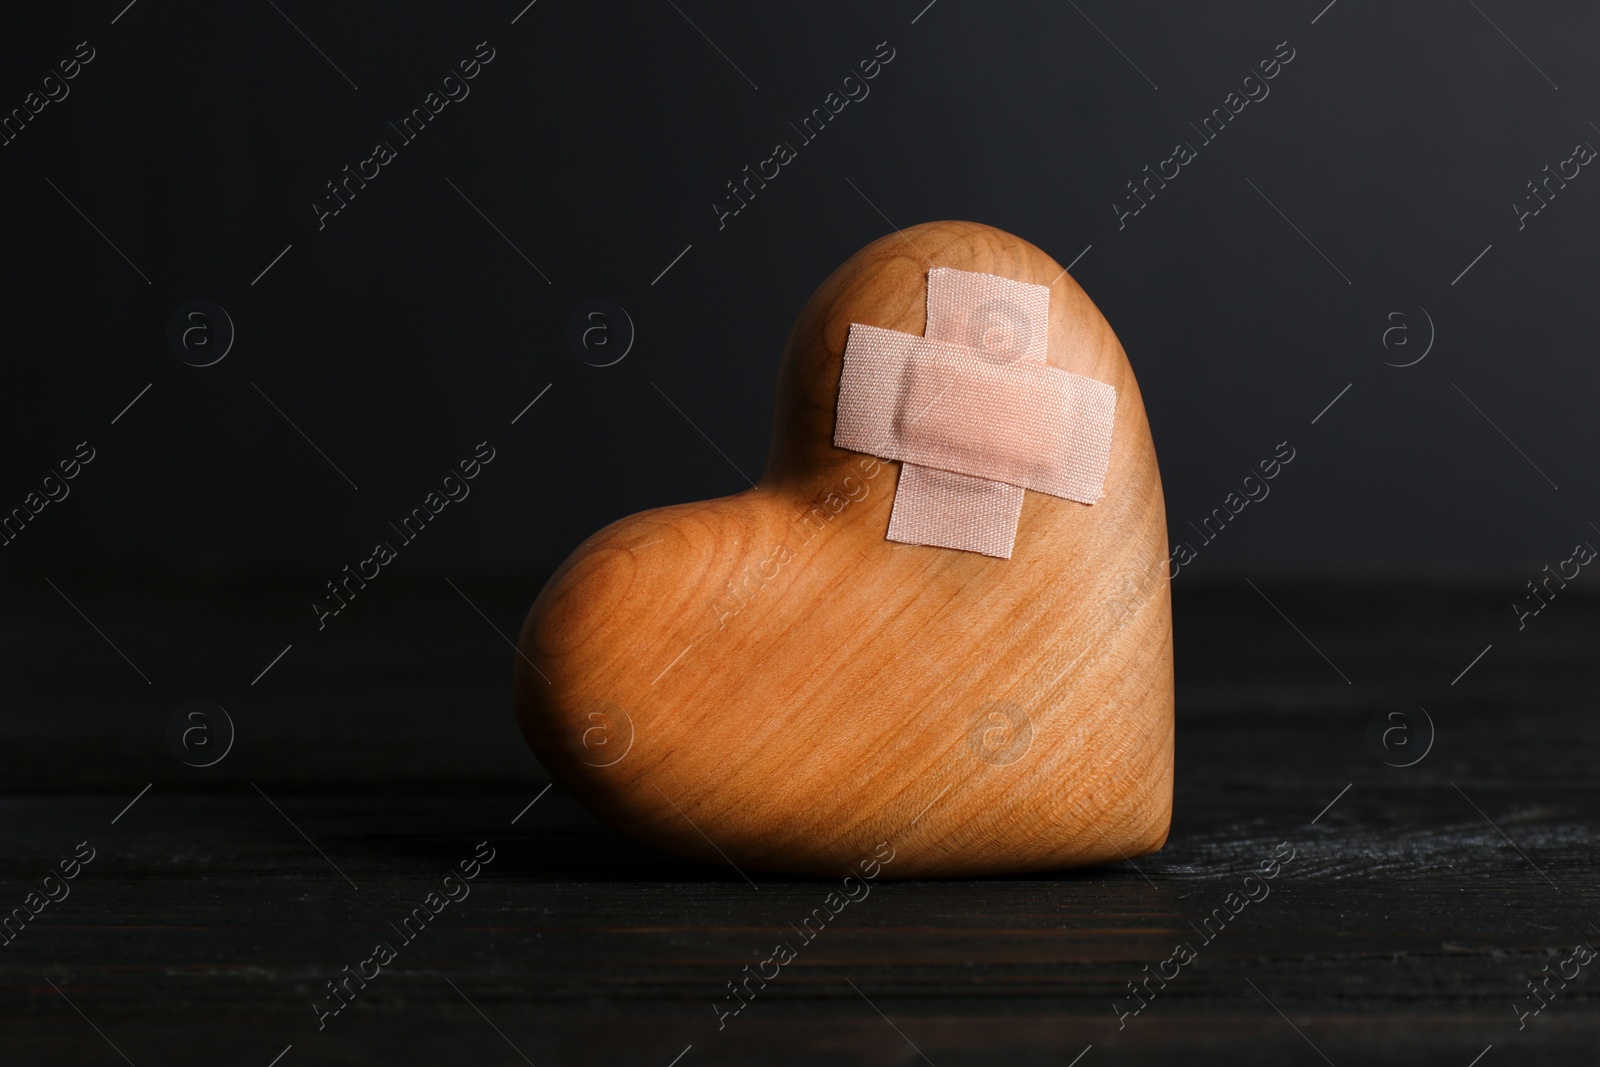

{"left": 515, "top": 221, "right": 1172, "bottom": 878}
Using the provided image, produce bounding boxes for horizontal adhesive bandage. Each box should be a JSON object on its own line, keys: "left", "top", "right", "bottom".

{"left": 834, "top": 267, "right": 1117, "bottom": 558}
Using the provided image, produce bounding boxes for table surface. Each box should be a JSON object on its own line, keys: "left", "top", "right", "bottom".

{"left": 2, "top": 568, "right": 1596, "bottom": 1065}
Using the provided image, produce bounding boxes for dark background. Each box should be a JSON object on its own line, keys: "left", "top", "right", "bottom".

{"left": 5, "top": 3, "right": 1600, "bottom": 1065}
{"left": 3, "top": 0, "right": 1595, "bottom": 580}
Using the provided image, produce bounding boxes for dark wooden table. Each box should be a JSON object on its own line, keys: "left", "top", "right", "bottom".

{"left": 3, "top": 568, "right": 1596, "bottom": 1065}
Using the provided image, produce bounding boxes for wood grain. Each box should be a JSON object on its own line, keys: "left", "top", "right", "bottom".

{"left": 5, "top": 572, "right": 1600, "bottom": 1064}
{"left": 514, "top": 221, "right": 1173, "bottom": 877}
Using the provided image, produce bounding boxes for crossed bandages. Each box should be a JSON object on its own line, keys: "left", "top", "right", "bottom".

{"left": 834, "top": 267, "right": 1117, "bottom": 558}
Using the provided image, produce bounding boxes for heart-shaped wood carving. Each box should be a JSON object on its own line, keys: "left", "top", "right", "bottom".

{"left": 515, "top": 221, "right": 1172, "bottom": 878}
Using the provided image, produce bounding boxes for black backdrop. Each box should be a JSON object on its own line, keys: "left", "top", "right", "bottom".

{"left": 3, "top": 0, "right": 1598, "bottom": 579}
